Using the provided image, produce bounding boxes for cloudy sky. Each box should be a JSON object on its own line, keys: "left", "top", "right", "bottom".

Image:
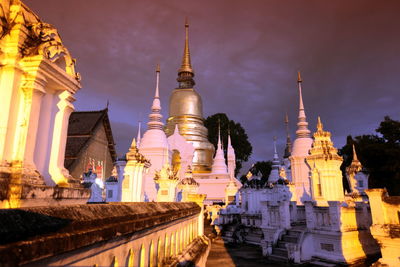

{"left": 25, "top": 0, "right": 400, "bottom": 172}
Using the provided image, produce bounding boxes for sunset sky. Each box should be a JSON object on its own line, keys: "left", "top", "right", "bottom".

{"left": 25, "top": 0, "right": 400, "bottom": 172}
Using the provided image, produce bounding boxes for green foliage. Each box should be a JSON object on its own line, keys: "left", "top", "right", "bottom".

{"left": 239, "top": 161, "right": 272, "bottom": 186}
{"left": 376, "top": 115, "right": 400, "bottom": 144}
{"left": 204, "top": 113, "right": 252, "bottom": 176}
{"left": 339, "top": 116, "right": 400, "bottom": 196}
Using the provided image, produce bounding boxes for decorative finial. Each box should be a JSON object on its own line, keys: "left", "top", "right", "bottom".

{"left": 177, "top": 18, "right": 195, "bottom": 88}
{"left": 218, "top": 119, "right": 222, "bottom": 149}
{"left": 352, "top": 144, "right": 358, "bottom": 161}
{"left": 284, "top": 111, "right": 292, "bottom": 158}
{"left": 106, "top": 99, "right": 109, "bottom": 109}
{"left": 137, "top": 121, "right": 142, "bottom": 147}
{"left": 317, "top": 116, "right": 323, "bottom": 131}
{"left": 148, "top": 64, "right": 163, "bottom": 130}
{"left": 155, "top": 64, "right": 160, "bottom": 98}
{"left": 297, "top": 71, "right": 302, "bottom": 83}
{"left": 185, "top": 17, "right": 189, "bottom": 27}
{"left": 131, "top": 138, "right": 137, "bottom": 149}
{"left": 295, "top": 72, "right": 311, "bottom": 138}
{"left": 179, "top": 18, "right": 192, "bottom": 73}
{"left": 273, "top": 136, "right": 278, "bottom": 154}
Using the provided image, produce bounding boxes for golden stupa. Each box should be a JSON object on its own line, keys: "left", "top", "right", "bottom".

{"left": 165, "top": 20, "right": 215, "bottom": 173}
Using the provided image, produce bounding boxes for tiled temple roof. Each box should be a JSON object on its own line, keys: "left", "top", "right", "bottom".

{"left": 64, "top": 109, "right": 117, "bottom": 169}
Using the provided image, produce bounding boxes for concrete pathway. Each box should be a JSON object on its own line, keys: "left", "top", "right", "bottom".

{"left": 206, "top": 238, "right": 288, "bottom": 267}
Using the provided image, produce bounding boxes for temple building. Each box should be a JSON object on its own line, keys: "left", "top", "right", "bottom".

{"left": 64, "top": 108, "right": 117, "bottom": 180}
{"left": 214, "top": 73, "right": 381, "bottom": 266}
{"left": 0, "top": 0, "right": 89, "bottom": 208}
{"left": 131, "top": 21, "right": 241, "bottom": 203}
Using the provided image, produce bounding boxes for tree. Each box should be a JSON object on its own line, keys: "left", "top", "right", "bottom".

{"left": 239, "top": 161, "right": 272, "bottom": 186}
{"left": 339, "top": 116, "right": 400, "bottom": 195}
{"left": 376, "top": 116, "right": 400, "bottom": 144}
{"left": 204, "top": 113, "right": 252, "bottom": 176}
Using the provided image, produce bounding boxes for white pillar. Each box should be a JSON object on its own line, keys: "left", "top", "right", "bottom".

{"left": 12, "top": 79, "right": 46, "bottom": 170}
{"left": 48, "top": 90, "right": 75, "bottom": 186}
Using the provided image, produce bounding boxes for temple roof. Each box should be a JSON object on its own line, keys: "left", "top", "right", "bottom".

{"left": 64, "top": 109, "right": 117, "bottom": 169}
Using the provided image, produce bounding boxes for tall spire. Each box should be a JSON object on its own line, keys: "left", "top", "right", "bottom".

{"left": 227, "top": 129, "right": 236, "bottom": 178}
{"left": 352, "top": 144, "right": 359, "bottom": 162}
{"left": 284, "top": 112, "right": 292, "bottom": 158}
{"left": 217, "top": 121, "right": 222, "bottom": 150}
{"left": 147, "top": 64, "right": 164, "bottom": 130}
{"left": 272, "top": 137, "right": 280, "bottom": 167}
{"left": 268, "top": 137, "right": 281, "bottom": 183}
{"left": 227, "top": 130, "right": 235, "bottom": 157}
{"left": 137, "top": 121, "right": 142, "bottom": 147}
{"left": 177, "top": 18, "right": 195, "bottom": 89}
{"left": 295, "top": 71, "right": 311, "bottom": 138}
{"left": 211, "top": 122, "right": 228, "bottom": 174}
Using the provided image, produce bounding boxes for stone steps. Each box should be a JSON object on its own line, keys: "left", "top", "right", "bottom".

{"left": 309, "top": 259, "right": 338, "bottom": 267}
{"left": 268, "top": 254, "right": 288, "bottom": 263}
{"left": 272, "top": 247, "right": 288, "bottom": 257}
{"left": 268, "top": 227, "right": 305, "bottom": 263}
{"left": 282, "top": 235, "right": 298, "bottom": 243}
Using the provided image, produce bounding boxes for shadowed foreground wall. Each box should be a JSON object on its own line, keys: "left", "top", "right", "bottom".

{"left": 0, "top": 202, "right": 210, "bottom": 267}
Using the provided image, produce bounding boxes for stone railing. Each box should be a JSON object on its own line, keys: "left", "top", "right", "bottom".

{"left": 0, "top": 202, "right": 208, "bottom": 267}
{"left": 366, "top": 189, "right": 400, "bottom": 267}
{"left": 290, "top": 203, "right": 306, "bottom": 224}
{"left": 305, "top": 201, "right": 372, "bottom": 232}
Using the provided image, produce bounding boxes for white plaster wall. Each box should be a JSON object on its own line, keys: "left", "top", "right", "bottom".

{"left": 28, "top": 214, "right": 201, "bottom": 267}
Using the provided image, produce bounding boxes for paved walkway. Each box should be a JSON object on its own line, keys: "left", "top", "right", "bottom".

{"left": 206, "top": 238, "right": 288, "bottom": 267}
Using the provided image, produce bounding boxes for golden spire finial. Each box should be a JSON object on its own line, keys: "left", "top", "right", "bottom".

{"left": 156, "top": 63, "right": 160, "bottom": 73}
{"left": 317, "top": 116, "right": 323, "bottom": 131}
{"left": 179, "top": 17, "right": 193, "bottom": 74}
{"left": 185, "top": 16, "right": 189, "bottom": 27}
{"left": 297, "top": 71, "right": 302, "bottom": 83}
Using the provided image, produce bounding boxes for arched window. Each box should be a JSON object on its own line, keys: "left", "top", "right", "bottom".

{"left": 112, "top": 256, "right": 118, "bottom": 267}
{"left": 126, "top": 249, "right": 134, "bottom": 267}
{"left": 164, "top": 235, "right": 169, "bottom": 258}
{"left": 157, "top": 238, "right": 162, "bottom": 267}
{"left": 171, "top": 233, "right": 175, "bottom": 256}
{"left": 175, "top": 231, "right": 178, "bottom": 255}
{"left": 149, "top": 241, "right": 154, "bottom": 267}
{"left": 139, "top": 244, "right": 146, "bottom": 267}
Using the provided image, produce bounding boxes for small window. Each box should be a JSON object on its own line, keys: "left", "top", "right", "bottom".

{"left": 107, "top": 190, "right": 113, "bottom": 198}
{"left": 358, "top": 180, "right": 364, "bottom": 187}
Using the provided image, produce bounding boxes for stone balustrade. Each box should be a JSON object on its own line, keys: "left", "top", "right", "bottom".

{"left": 366, "top": 189, "right": 400, "bottom": 267}
{"left": 0, "top": 202, "right": 209, "bottom": 267}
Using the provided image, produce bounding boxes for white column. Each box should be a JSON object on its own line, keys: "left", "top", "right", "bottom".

{"left": 12, "top": 79, "right": 46, "bottom": 170}
{"left": 48, "top": 90, "right": 75, "bottom": 186}
{"left": 0, "top": 64, "right": 23, "bottom": 164}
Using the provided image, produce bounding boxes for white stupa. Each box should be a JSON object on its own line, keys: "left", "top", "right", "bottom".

{"left": 139, "top": 64, "right": 171, "bottom": 201}
{"left": 290, "top": 72, "right": 313, "bottom": 204}
{"left": 211, "top": 126, "right": 229, "bottom": 175}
